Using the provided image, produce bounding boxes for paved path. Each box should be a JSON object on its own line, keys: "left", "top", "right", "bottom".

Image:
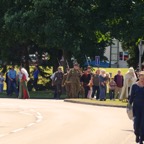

{"left": 0, "top": 99, "right": 135, "bottom": 144}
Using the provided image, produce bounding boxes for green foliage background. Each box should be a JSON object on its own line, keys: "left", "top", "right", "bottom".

{"left": 0, "top": 0, "right": 144, "bottom": 71}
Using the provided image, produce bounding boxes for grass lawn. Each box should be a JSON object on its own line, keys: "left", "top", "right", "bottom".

{"left": 92, "top": 68, "right": 128, "bottom": 78}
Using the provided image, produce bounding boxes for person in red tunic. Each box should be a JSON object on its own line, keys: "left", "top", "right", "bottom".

{"left": 18, "top": 68, "right": 30, "bottom": 99}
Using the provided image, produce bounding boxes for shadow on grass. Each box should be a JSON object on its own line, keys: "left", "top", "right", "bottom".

{"left": 0, "top": 90, "right": 69, "bottom": 99}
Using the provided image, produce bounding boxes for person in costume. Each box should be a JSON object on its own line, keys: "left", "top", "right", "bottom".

{"left": 66, "top": 63, "right": 81, "bottom": 98}
{"left": 18, "top": 68, "right": 30, "bottom": 99}
{"left": 119, "top": 67, "right": 137, "bottom": 101}
{"left": 62, "top": 68, "right": 71, "bottom": 98}
{"left": 129, "top": 71, "right": 144, "bottom": 144}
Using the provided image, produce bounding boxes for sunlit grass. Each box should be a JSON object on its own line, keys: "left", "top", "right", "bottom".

{"left": 92, "top": 68, "right": 128, "bottom": 78}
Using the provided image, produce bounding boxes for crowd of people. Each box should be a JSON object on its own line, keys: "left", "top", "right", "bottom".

{"left": 0, "top": 65, "right": 40, "bottom": 99}
{"left": 51, "top": 63, "right": 138, "bottom": 101}
{"left": 0, "top": 64, "right": 138, "bottom": 101}
{"left": 51, "top": 63, "right": 144, "bottom": 143}
{"left": 0, "top": 64, "right": 144, "bottom": 143}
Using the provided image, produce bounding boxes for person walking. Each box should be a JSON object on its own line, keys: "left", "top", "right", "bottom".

{"left": 80, "top": 68, "right": 91, "bottom": 98}
{"left": 52, "top": 67, "right": 63, "bottom": 99}
{"left": 62, "top": 68, "right": 71, "bottom": 98}
{"left": 67, "top": 63, "right": 81, "bottom": 98}
{"left": 109, "top": 78, "right": 117, "bottom": 100}
{"left": 114, "top": 70, "right": 124, "bottom": 99}
{"left": 91, "top": 69, "right": 100, "bottom": 100}
{"left": 129, "top": 71, "right": 144, "bottom": 144}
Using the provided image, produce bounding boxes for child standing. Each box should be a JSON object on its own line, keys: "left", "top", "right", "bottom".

{"left": 0, "top": 73, "right": 4, "bottom": 93}
{"left": 109, "top": 78, "right": 117, "bottom": 100}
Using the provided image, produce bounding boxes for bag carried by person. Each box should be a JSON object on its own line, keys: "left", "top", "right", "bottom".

{"left": 126, "top": 103, "right": 133, "bottom": 120}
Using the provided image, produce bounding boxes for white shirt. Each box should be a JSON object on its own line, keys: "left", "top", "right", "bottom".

{"left": 17, "top": 72, "right": 23, "bottom": 80}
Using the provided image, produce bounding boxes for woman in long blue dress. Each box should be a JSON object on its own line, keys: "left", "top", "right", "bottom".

{"left": 129, "top": 71, "right": 144, "bottom": 144}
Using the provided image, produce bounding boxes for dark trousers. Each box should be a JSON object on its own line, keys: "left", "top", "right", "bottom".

{"left": 84, "top": 86, "right": 90, "bottom": 98}
{"left": 54, "top": 84, "right": 62, "bottom": 99}
{"left": 109, "top": 89, "right": 115, "bottom": 100}
{"left": 8, "top": 79, "right": 18, "bottom": 96}
{"left": 91, "top": 85, "right": 100, "bottom": 99}
{"left": 33, "top": 78, "right": 38, "bottom": 91}
{"left": 133, "top": 102, "right": 144, "bottom": 141}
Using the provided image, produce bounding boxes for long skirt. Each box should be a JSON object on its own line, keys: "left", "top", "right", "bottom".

{"left": 18, "top": 81, "right": 30, "bottom": 99}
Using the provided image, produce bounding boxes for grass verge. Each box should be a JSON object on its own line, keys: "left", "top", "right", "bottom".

{"left": 0, "top": 91, "right": 127, "bottom": 108}
{"left": 0, "top": 90, "right": 67, "bottom": 99}
{"left": 64, "top": 98, "right": 127, "bottom": 108}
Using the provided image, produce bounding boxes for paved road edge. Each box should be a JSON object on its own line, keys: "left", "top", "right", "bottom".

{"left": 64, "top": 99, "right": 126, "bottom": 108}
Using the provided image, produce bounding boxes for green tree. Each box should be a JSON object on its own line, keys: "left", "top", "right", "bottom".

{"left": 2, "top": 0, "right": 112, "bottom": 70}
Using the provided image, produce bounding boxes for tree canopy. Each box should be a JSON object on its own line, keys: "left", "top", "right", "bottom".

{"left": 0, "top": 0, "right": 144, "bottom": 69}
